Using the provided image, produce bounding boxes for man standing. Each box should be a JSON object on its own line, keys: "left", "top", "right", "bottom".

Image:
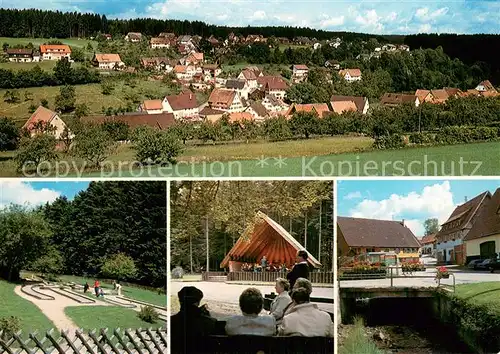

{"left": 94, "top": 279, "right": 100, "bottom": 297}
{"left": 286, "top": 250, "right": 310, "bottom": 289}
{"left": 261, "top": 256, "right": 268, "bottom": 272}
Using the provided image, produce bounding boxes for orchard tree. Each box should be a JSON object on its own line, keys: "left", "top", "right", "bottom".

{"left": 15, "top": 135, "right": 58, "bottom": 172}
{"left": 74, "top": 103, "right": 89, "bottom": 119}
{"left": 53, "top": 57, "right": 73, "bottom": 84}
{"left": 54, "top": 85, "right": 76, "bottom": 113}
{"left": 289, "top": 111, "right": 319, "bottom": 139}
{"left": 132, "top": 126, "right": 183, "bottom": 165}
{"left": 0, "top": 117, "right": 20, "bottom": 151}
{"left": 72, "top": 124, "right": 116, "bottom": 167}
{"left": 263, "top": 116, "right": 292, "bottom": 141}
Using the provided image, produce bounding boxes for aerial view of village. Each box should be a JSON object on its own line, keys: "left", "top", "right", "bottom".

{"left": 0, "top": 2, "right": 499, "bottom": 177}
{"left": 0, "top": 181, "right": 167, "bottom": 352}
{"left": 337, "top": 179, "right": 500, "bottom": 353}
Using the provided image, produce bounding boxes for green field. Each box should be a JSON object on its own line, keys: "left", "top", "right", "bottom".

{"left": 455, "top": 282, "right": 500, "bottom": 314}
{"left": 0, "top": 60, "right": 59, "bottom": 71}
{"left": 0, "top": 37, "right": 97, "bottom": 49}
{"left": 0, "top": 80, "right": 178, "bottom": 124}
{"left": 64, "top": 306, "right": 163, "bottom": 330}
{"left": 0, "top": 280, "right": 55, "bottom": 333}
{"left": 78, "top": 140, "right": 500, "bottom": 177}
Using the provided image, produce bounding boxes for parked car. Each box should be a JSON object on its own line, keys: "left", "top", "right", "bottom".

{"left": 467, "top": 259, "right": 483, "bottom": 269}
{"left": 476, "top": 258, "right": 494, "bottom": 270}
{"left": 488, "top": 260, "right": 500, "bottom": 273}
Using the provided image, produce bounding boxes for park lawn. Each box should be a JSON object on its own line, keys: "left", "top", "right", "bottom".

{"left": 0, "top": 280, "right": 55, "bottom": 333}
{"left": 57, "top": 275, "right": 165, "bottom": 308}
{"left": 64, "top": 306, "right": 163, "bottom": 330}
{"left": 0, "top": 79, "right": 176, "bottom": 124}
{"left": 454, "top": 282, "right": 500, "bottom": 315}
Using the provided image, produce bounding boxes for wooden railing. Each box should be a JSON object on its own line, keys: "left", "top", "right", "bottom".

{"left": 0, "top": 327, "right": 167, "bottom": 353}
{"left": 202, "top": 272, "right": 334, "bottom": 284}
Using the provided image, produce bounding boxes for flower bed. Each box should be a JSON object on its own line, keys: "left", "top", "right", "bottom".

{"left": 401, "top": 261, "right": 426, "bottom": 273}
{"left": 339, "top": 261, "right": 387, "bottom": 280}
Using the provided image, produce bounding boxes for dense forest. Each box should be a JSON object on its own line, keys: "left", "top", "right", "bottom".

{"left": 170, "top": 181, "right": 334, "bottom": 273}
{"left": 0, "top": 181, "right": 167, "bottom": 287}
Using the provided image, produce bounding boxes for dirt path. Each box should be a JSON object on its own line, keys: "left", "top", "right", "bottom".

{"left": 15, "top": 285, "right": 110, "bottom": 332}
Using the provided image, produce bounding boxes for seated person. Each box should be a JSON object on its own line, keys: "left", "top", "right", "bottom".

{"left": 269, "top": 278, "right": 292, "bottom": 325}
{"left": 278, "top": 287, "right": 334, "bottom": 337}
{"left": 284, "top": 277, "right": 313, "bottom": 316}
{"left": 171, "top": 286, "right": 218, "bottom": 353}
{"left": 225, "top": 288, "right": 276, "bottom": 336}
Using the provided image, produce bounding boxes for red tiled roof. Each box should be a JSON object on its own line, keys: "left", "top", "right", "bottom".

{"left": 338, "top": 217, "right": 421, "bottom": 248}
{"left": 227, "top": 112, "right": 254, "bottom": 123}
{"left": 199, "top": 107, "right": 225, "bottom": 116}
{"left": 288, "top": 103, "right": 330, "bottom": 117}
{"left": 259, "top": 76, "right": 288, "bottom": 90}
{"left": 23, "top": 106, "right": 58, "bottom": 130}
{"left": 339, "top": 68, "right": 361, "bottom": 78}
{"left": 142, "top": 100, "right": 163, "bottom": 111}
{"left": 208, "top": 88, "right": 236, "bottom": 108}
{"left": 151, "top": 37, "right": 171, "bottom": 45}
{"left": 465, "top": 188, "right": 500, "bottom": 241}
{"left": 40, "top": 45, "right": 71, "bottom": 54}
{"left": 164, "top": 91, "right": 198, "bottom": 111}
{"left": 381, "top": 93, "right": 418, "bottom": 105}
{"left": 94, "top": 54, "right": 122, "bottom": 63}
{"left": 421, "top": 234, "right": 436, "bottom": 245}
{"left": 82, "top": 113, "right": 175, "bottom": 130}
{"left": 293, "top": 64, "right": 309, "bottom": 70}
{"left": 330, "top": 95, "right": 367, "bottom": 114}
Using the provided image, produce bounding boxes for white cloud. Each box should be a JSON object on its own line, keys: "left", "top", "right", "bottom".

{"left": 0, "top": 181, "right": 61, "bottom": 209}
{"left": 415, "top": 7, "right": 429, "bottom": 18}
{"left": 404, "top": 219, "right": 425, "bottom": 237}
{"left": 415, "top": 7, "right": 448, "bottom": 21}
{"left": 249, "top": 10, "right": 266, "bottom": 21}
{"left": 431, "top": 7, "right": 449, "bottom": 19}
{"left": 273, "top": 14, "right": 297, "bottom": 24}
{"left": 386, "top": 12, "right": 397, "bottom": 22}
{"left": 355, "top": 9, "right": 384, "bottom": 32}
{"left": 349, "top": 181, "right": 457, "bottom": 237}
{"left": 419, "top": 23, "right": 432, "bottom": 33}
{"left": 169, "top": 0, "right": 201, "bottom": 8}
{"left": 344, "top": 191, "right": 362, "bottom": 200}
{"left": 320, "top": 15, "right": 345, "bottom": 28}
{"left": 217, "top": 14, "right": 229, "bottom": 21}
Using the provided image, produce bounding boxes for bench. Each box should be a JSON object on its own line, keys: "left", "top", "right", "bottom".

{"left": 171, "top": 335, "right": 334, "bottom": 354}
{"left": 263, "top": 293, "right": 335, "bottom": 321}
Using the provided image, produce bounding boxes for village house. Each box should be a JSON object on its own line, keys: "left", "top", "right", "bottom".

{"left": 177, "top": 35, "right": 193, "bottom": 45}
{"left": 199, "top": 107, "right": 225, "bottom": 122}
{"left": 138, "top": 100, "right": 164, "bottom": 114}
{"left": 5, "top": 48, "right": 39, "bottom": 62}
{"left": 82, "top": 112, "right": 175, "bottom": 131}
{"left": 125, "top": 32, "right": 142, "bottom": 42}
{"left": 292, "top": 65, "right": 309, "bottom": 83}
{"left": 463, "top": 188, "right": 500, "bottom": 263}
{"left": 286, "top": 103, "right": 330, "bottom": 118}
{"left": 159, "top": 32, "right": 176, "bottom": 39}
{"left": 92, "top": 54, "right": 124, "bottom": 70}
{"left": 225, "top": 79, "right": 251, "bottom": 100}
{"left": 330, "top": 95, "right": 369, "bottom": 115}
{"left": 245, "top": 34, "right": 266, "bottom": 43}
{"left": 475, "top": 80, "right": 497, "bottom": 93}
{"left": 202, "top": 64, "right": 222, "bottom": 82}
{"left": 238, "top": 68, "right": 262, "bottom": 89}
{"left": 415, "top": 89, "right": 434, "bottom": 104}
{"left": 162, "top": 90, "right": 200, "bottom": 119}
{"left": 227, "top": 111, "right": 254, "bottom": 123}
{"left": 183, "top": 52, "right": 204, "bottom": 66}
{"left": 435, "top": 192, "right": 491, "bottom": 265}
{"left": 40, "top": 44, "right": 71, "bottom": 61}
{"left": 325, "top": 60, "right": 340, "bottom": 70}
{"left": 141, "top": 57, "right": 177, "bottom": 72}
{"left": 337, "top": 216, "right": 421, "bottom": 257}
{"left": 339, "top": 68, "right": 362, "bottom": 82}
{"left": 258, "top": 76, "right": 288, "bottom": 100}
{"left": 173, "top": 65, "right": 198, "bottom": 80}
{"left": 207, "top": 35, "right": 220, "bottom": 46}
{"left": 245, "top": 102, "right": 269, "bottom": 121}
{"left": 262, "top": 94, "right": 289, "bottom": 113}
{"left": 208, "top": 88, "right": 245, "bottom": 112}
{"left": 150, "top": 37, "right": 171, "bottom": 49}
{"left": 22, "top": 106, "right": 72, "bottom": 140}
{"left": 421, "top": 234, "right": 437, "bottom": 256}
{"left": 381, "top": 93, "right": 420, "bottom": 107}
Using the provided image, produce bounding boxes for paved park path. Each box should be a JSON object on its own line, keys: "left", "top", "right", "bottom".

{"left": 15, "top": 285, "right": 110, "bottom": 332}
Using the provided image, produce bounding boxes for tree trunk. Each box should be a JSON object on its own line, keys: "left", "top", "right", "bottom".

{"left": 205, "top": 215, "right": 209, "bottom": 272}
{"left": 189, "top": 233, "right": 193, "bottom": 274}
{"left": 304, "top": 211, "right": 308, "bottom": 250}
{"left": 289, "top": 217, "right": 292, "bottom": 234}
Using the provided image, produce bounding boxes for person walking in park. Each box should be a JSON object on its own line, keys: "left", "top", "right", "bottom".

{"left": 94, "top": 280, "right": 100, "bottom": 297}
{"left": 171, "top": 286, "right": 219, "bottom": 353}
{"left": 226, "top": 288, "right": 276, "bottom": 336}
{"left": 286, "top": 250, "right": 310, "bottom": 289}
{"left": 83, "top": 282, "right": 89, "bottom": 293}
{"left": 269, "top": 278, "right": 292, "bottom": 325}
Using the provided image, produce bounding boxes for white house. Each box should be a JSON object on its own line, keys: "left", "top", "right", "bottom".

{"left": 475, "top": 80, "right": 497, "bottom": 93}
{"left": 238, "top": 68, "right": 262, "bottom": 89}
{"left": 258, "top": 76, "right": 288, "bottom": 100}
{"left": 339, "top": 69, "right": 362, "bottom": 82}
{"left": 22, "top": 106, "right": 73, "bottom": 140}
{"left": 139, "top": 100, "right": 164, "bottom": 114}
{"left": 150, "top": 37, "right": 171, "bottom": 49}
{"left": 292, "top": 64, "right": 309, "bottom": 83}
{"left": 208, "top": 88, "right": 245, "bottom": 112}
{"left": 262, "top": 94, "right": 289, "bottom": 113}
{"left": 225, "top": 79, "right": 251, "bottom": 100}
{"left": 92, "top": 54, "right": 124, "bottom": 70}
{"left": 125, "top": 32, "right": 142, "bottom": 42}
{"left": 40, "top": 45, "right": 71, "bottom": 61}
{"left": 162, "top": 90, "right": 200, "bottom": 119}
{"left": 174, "top": 65, "right": 198, "bottom": 80}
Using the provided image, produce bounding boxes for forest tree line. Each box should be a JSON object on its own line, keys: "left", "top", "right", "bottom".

{"left": 0, "top": 181, "right": 166, "bottom": 287}
{"left": 170, "top": 181, "right": 334, "bottom": 273}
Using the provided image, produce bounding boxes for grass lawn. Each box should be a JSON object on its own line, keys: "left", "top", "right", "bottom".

{"left": 0, "top": 60, "right": 58, "bottom": 71}
{"left": 339, "top": 318, "right": 384, "bottom": 354}
{"left": 171, "top": 274, "right": 203, "bottom": 282}
{"left": 0, "top": 37, "right": 97, "bottom": 49}
{"left": 64, "top": 306, "right": 163, "bottom": 330}
{"left": 454, "top": 282, "right": 500, "bottom": 315}
{"left": 0, "top": 79, "right": 176, "bottom": 125}
{"left": 0, "top": 280, "right": 55, "bottom": 333}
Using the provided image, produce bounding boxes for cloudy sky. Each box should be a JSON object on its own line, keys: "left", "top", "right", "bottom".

{"left": 0, "top": 181, "right": 89, "bottom": 209}
{"left": 337, "top": 179, "right": 500, "bottom": 237}
{"left": 2, "top": 0, "right": 499, "bottom": 34}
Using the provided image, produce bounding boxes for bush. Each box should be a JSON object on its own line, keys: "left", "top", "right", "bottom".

{"left": 132, "top": 127, "right": 183, "bottom": 165}
{"left": 137, "top": 305, "right": 159, "bottom": 324}
{"left": 0, "top": 316, "right": 21, "bottom": 340}
{"left": 372, "top": 134, "right": 406, "bottom": 149}
{"left": 409, "top": 132, "right": 435, "bottom": 145}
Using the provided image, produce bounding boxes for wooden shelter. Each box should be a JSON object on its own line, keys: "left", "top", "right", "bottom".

{"left": 220, "top": 212, "right": 321, "bottom": 270}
